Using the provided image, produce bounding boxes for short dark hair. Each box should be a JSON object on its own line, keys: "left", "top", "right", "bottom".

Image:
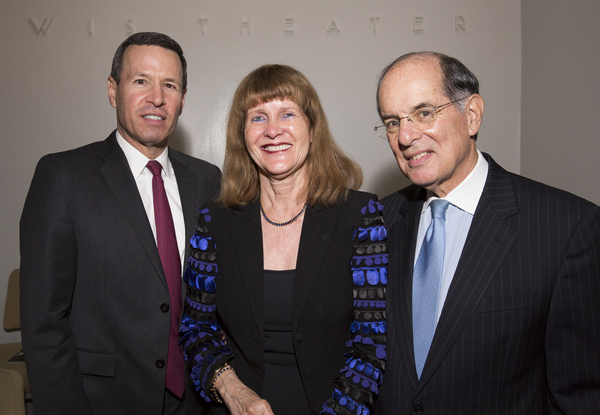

{"left": 110, "top": 32, "right": 187, "bottom": 90}
{"left": 376, "top": 51, "right": 480, "bottom": 138}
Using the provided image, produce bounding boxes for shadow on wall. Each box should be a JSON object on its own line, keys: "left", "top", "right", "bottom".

{"left": 169, "top": 126, "right": 193, "bottom": 155}
{"left": 369, "top": 160, "right": 412, "bottom": 200}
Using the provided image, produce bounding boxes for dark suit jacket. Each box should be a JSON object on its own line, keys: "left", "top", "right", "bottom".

{"left": 20, "top": 132, "right": 221, "bottom": 415}
{"left": 376, "top": 154, "right": 600, "bottom": 414}
{"left": 182, "top": 190, "right": 379, "bottom": 414}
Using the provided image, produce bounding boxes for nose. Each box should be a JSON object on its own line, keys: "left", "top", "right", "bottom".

{"left": 397, "top": 119, "right": 422, "bottom": 147}
{"left": 264, "top": 117, "right": 283, "bottom": 138}
{"left": 147, "top": 83, "right": 165, "bottom": 107}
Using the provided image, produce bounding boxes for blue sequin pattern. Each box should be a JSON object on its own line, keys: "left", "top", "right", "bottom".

{"left": 179, "top": 208, "right": 233, "bottom": 402}
{"left": 179, "top": 201, "right": 387, "bottom": 411}
{"left": 321, "top": 199, "right": 387, "bottom": 415}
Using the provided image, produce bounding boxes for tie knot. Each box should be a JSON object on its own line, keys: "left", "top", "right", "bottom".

{"left": 146, "top": 160, "right": 163, "bottom": 177}
{"left": 430, "top": 199, "right": 450, "bottom": 220}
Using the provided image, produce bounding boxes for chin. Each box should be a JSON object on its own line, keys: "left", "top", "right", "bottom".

{"left": 409, "top": 175, "right": 437, "bottom": 190}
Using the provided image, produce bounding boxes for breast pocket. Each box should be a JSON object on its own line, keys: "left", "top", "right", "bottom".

{"left": 474, "top": 291, "right": 536, "bottom": 313}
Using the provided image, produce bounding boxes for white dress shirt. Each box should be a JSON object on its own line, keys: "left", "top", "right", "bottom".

{"left": 116, "top": 132, "right": 186, "bottom": 272}
{"left": 415, "top": 150, "right": 489, "bottom": 323}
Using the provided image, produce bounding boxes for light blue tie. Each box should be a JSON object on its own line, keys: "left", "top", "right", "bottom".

{"left": 413, "top": 199, "right": 450, "bottom": 379}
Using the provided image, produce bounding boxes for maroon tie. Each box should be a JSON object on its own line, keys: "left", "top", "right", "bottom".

{"left": 146, "top": 160, "right": 185, "bottom": 398}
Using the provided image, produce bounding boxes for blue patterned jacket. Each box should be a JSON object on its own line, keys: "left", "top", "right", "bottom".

{"left": 180, "top": 190, "right": 387, "bottom": 414}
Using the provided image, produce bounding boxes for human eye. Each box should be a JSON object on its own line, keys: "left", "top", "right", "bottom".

{"left": 250, "top": 114, "right": 266, "bottom": 123}
{"left": 384, "top": 119, "right": 400, "bottom": 131}
{"left": 164, "top": 79, "right": 182, "bottom": 91}
{"left": 134, "top": 79, "right": 147, "bottom": 85}
{"left": 281, "top": 112, "right": 297, "bottom": 120}
{"left": 414, "top": 108, "right": 436, "bottom": 122}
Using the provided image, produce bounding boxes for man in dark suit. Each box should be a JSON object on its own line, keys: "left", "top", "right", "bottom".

{"left": 20, "top": 32, "right": 220, "bottom": 415}
{"left": 374, "top": 51, "right": 600, "bottom": 414}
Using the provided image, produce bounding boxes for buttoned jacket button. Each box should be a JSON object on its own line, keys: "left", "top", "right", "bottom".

{"left": 295, "top": 333, "right": 303, "bottom": 342}
{"left": 304, "top": 369, "right": 312, "bottom": 378}
{"left": 155, "top": 359, "right": 165, "bottom": 369}
{"left": 413, "top": 402, "right": 425, "bottom": 413}
{"left": 160, "top": 303, "right": 170, "bottom": 313}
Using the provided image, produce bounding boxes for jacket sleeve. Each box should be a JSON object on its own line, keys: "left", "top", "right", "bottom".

{"left": 179, "top": 206, "right": 233, "bottom": 402}
{"left": 545, "top": 205, "right": 600, "bottom": 413}
{"left": 321, "top": 199, "right": 387, "bottom": 415}
{"left": 19, "top": 155, "right": 93, "bottom": 415}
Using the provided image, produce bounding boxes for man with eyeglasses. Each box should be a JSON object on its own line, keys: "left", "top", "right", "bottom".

{"left": 374, "top": 52, "right": 600, "bottom": 414}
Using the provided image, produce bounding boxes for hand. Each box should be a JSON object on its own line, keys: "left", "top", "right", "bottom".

{"left": 216, "top": 369, "right": 275, "bottom": 415}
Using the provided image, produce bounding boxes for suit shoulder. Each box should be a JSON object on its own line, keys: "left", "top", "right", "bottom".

{"left": 509, "top": 172, "right": 597, "bottom": 211}
{"left": 485, "top": 152, "right": 597, "bottom": 212}
{"left": 170, "top": 149, "right": 217, "bottom": 168}
{"left": 40, "top": 140, "right": 106, "bottom": 163}
{"left": 32, "top": 140, "right": 113, "bottom": 181}
{"left": 169, "top": 149, "right": 221, "bottom": 177}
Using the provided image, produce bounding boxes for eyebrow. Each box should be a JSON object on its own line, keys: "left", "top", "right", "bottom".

{"left": 132, "top": 72, "right": 182, "bottom": 86}
{"left": 380, "top": 101, "right": 436, "bottom": 120}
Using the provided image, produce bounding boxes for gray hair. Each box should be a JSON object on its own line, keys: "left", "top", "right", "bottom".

{"left": 376, "top": 51, "right": 479, "bottom": 116}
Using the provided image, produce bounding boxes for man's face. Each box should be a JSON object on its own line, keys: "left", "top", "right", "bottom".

{"left": 377, "top": 56, "right": 483, "bottom": 197}
{"left": 108, "top": 45, "right": 186, "bottom": 158}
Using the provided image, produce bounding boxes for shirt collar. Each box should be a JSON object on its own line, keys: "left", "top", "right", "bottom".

{"left": 115, "top": 131, "right": 172, "bottom": 179}
{"left": 422, "top": 149, "right": 488, "bottom": 215}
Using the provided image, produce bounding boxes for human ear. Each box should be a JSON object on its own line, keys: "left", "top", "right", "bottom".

{"left": 466, "top": 94, "right": 484, "bottom": 137}
{"left": 107, "top": 76, "right": 118, "bottom": 109}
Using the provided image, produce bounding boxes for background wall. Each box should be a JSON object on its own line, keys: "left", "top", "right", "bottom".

{"left": 521, "top": 0, "right": 600, "bottom": 204}
{"left": 0, "top": 0, "right": 596, "bottom": 345}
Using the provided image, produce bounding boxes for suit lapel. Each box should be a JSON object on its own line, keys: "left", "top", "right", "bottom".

{"left": 417, "top": 155, "right": 520, "bottom": 389}
{"left": 226, "top": 202, "right": 338, "bottom": 337}
{"left": 385, "top": 187, "right": 425, "bottom": 389}
{"left": 291, "top": 205, "right": 337, "bottom": 332}
{"left": 229, "top": 201, "right": 265, "bottom": 336}
{"left": 169, "top": 152, "right": 198, "bottom": 260}
{"left": 97, "top": 133, "right": 167, "bottom": 288}
{"left": 170, "top": 151, "right": 200, "bottom": 303}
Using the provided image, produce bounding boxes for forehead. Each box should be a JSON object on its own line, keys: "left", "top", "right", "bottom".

{"left": 379, "top": 56, "right": 446, "bottom": 112}
{"left": 121, "top": 45, "right": 182, "bottom": 78}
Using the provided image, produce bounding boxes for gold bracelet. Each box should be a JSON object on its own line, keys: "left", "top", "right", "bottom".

{"left": 210, "top": 363, "right": 234, "bottom": 404}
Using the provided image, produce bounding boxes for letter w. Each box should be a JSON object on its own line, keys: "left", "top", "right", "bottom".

{"left": 30, "top": 18, "right": 54, "bottom": 34}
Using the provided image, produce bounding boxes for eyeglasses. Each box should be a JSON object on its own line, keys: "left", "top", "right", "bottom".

{"left": 374, "top": 97, "right": 469, "bottom": 139}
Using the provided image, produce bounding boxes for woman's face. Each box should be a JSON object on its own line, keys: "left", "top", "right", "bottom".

{"left": 244, "top": 98, "right": 312, "bottom": 181}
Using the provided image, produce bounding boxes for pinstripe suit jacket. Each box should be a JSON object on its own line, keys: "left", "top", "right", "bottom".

{"left": 375, "top": 153, "right": 600, "bottom": 414}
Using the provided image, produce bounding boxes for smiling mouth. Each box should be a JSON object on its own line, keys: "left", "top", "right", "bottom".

{"left": 409, "top": 151, "right": 431, "bottom": 161}
{"left": 144, "top": 115, "right": 164, "bottom": 121}
{"left": 263, "top": 144, "right": 292, "bottom": 152}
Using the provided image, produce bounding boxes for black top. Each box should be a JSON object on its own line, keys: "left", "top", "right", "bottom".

{"left": 263, "top": 269, "right": 310, "bottom": 414}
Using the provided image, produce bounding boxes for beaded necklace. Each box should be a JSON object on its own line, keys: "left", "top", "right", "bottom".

{"left": 260, "top": 198, "right": 307, "bottom": 227}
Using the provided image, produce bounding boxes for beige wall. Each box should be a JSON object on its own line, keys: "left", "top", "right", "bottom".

{"left": 1, "top": 0, "right": 525, "bottom": 344}
{"left": 521, "top": 0, "right": 600, "bottom": 205}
